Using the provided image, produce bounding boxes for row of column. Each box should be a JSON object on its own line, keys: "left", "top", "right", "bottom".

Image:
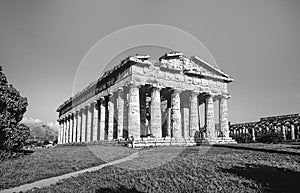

{"left": 58, "top": 84, "right": 230, "bottom": 144}
{"left": 231, "top": 124, "right": 300, "bottom": 141}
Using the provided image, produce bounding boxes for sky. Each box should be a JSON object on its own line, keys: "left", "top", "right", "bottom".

{"left": 1, "top": 0, "right": 300, "bottom": 126}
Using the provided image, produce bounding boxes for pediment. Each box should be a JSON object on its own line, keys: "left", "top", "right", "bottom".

{"left": 157, "top": 53, "right": 233, "bottom": 82}
{"left": 190, "top": 56, "right": 233, "bottom": 82}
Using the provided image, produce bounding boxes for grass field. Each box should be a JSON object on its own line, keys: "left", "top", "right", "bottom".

{"left": 20, "top": 145, "right": 300, "bottom": 193}
{"left": 0, "top": 144, "right": 137, "bottom": 190}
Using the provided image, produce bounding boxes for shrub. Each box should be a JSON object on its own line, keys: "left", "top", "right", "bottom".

{"left": 0, "top": 66, "right": 29, "bottom": 157}
{"left": 231, "top": 133, "right": 254, "bottom": 143}
{"left": 256, "top": 131, "right": 284, "bottom": 144}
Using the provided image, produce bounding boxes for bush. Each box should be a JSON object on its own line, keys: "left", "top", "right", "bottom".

{"left": 256, "top": 131, "right": 284, "bottom": 144}
{"left": 231, "top": 133, "right": 254, "bottom": 143}
{"left": 0, "top": 66, "right": 29, "bottom": 157}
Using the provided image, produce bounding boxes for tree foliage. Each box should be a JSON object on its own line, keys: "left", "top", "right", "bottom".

{"left": 0, "top": 66, "right": 30, "bottom": 153}
{"left": 230, "top": 133, "right": 254, "bottom": 143}
{"left": 256, "top": 130, "right": 284, "bottom": 144}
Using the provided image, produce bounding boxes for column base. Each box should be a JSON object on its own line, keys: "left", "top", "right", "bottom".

{"left": 128, "top": 137, "right": 235, "bottom": 148}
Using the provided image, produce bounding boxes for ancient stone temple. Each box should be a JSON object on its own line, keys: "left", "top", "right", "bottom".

{"left": 57, "top": 52, "right": 236, "bottom": 147}
{"left": 230, "top": 113, "right": 300, "bottom": 141}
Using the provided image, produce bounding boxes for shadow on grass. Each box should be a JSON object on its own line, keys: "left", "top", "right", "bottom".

{"left": 223, "top": 164, "right": 300, "bottom": 193}
{"left": 96, "top": 185, "right": 143, "bottom": 193}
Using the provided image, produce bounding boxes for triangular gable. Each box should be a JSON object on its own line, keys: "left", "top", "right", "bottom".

{"left": 190, "top": 56, "right": 233, "bottom": 82}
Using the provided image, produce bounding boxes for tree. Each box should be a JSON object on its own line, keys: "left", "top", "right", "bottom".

{"left": 0, "top": 66, "right": 30, "bottom": 153}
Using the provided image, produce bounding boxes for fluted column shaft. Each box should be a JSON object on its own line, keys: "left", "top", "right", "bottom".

{"left": 205, "top": 95, "right": 216, "bottom": 139}
{"left": 128, "top": 84, "right": 141, "bottom": 139}
{"left": 107, "top": 94, "right": 114, "bottom": 140}
{"left": 117, "top": 89, "right": 125, "bottom": 139}
{"left": 73, "top": 111, "right": 78, "bottom": 142}
{"left": 99, "top": 97, "right": 106, "bottom": 140}
{"left": 77, "top": 109, "right": 82, "bottom": 142}
{"left": 86, "top": 104, "right": 93, "bottom": 142}
{"left": 189, "top": 91, "right": 199, "bottom": 138}
{"left": 282, "top": 125, "right": 286, "bottom": 140}
{"left": 58, "top": 120, "right": 62, "bottom": 144}
{"left": 81, "top": 107, "right": 87, "bottom": 142}
{"left": 66, "top": 116, "right": 70, "bottom": 143}
{"left": 70, "top": 113, "right": 74, "bottom": 143}
{"left": 166, "top": 108, "right": 171, "bottom": 137}
{"left": 62, "top": 119, "right": 65, "bottom": 143}
{"left": 219, "top": 96, "right": 230, "bottom": 139}
{"left": 291, "top": 125, "right": 295, "bottom": 140}
{"left": 252, "top": 128, "right": 256, "bottom": 141}
{"left": 171, "top": 90, "right": 182, "bottom": 138}
{"left": 92, "top": 101, "right": 99, "bottom": 141}
{"left": 150, "top": 87, "right": 162, "bottom": 138}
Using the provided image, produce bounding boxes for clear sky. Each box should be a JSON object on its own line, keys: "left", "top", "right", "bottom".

{"left": 1, "top": 0, "right": 300, "bottom": 126}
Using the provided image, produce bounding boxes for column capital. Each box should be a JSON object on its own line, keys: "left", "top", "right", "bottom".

{"left": 100, "top": 96, "right": 105, "bottom": 102}
{"left": 171, "top": 88, "right": 184, "bottom": 95}
{"left": 127, "top": 81, "right": 142, "bottom": 89}
{"left": 190, "top": 90, "right": 200, "bottom": 97}
{"left": 151, "top": 86, "right": 162, "bottom": 92}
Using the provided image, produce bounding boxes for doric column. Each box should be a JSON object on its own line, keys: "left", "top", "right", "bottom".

{"left": 65, "top": 118, "right": 68, "bottom": 143}
{"left": 282, "top": 125, "right": 286, "bottom": 140}
{"left": 70, "top": 113, "right": 74, "bottom": 143}
{"left": 205, "top": 94, "right": 216, "bottom": 139}
{"left": 86, "top": 104, "right": 93, "bottom": 142}
{"left": 81, "top": 106, "right": 87, "bottom": 142}
{"left": 189, "top": 91, "right": 199, "bottom": 138}
{"left": 107, "top": 94, "right": 114, "bottom": 140}
{"left": 58, "top": 120, "right": 62, "bottom": 144}
{"left": 99, "top": 97, "right": 106, "bottom": 140}
{"left": 166, "top": 107, "right": 171, "bottom": 137}
{"left": 296, "top": 123, "right": 300, "bottom": 139}
{"left": 64, "top": 117, "right": 67, "bottom": 143}
{"left": 66, "top": 115, "right": 70, "bottom": 143}
{"left": 252, "top": 127, "right": 256, "bottom": 141}
{"left": 171, "top": 89, "right": 182, "bottom": 138}
{"left": 150, "top": 86, "right": 162, "bottom": 138}
{"left": 73, "top": 111, "right": 78, "bottom": 142}
{"left": 92, "top": 100, "right": 99, "bottom": 141}
{"left": 291, "top": 124, "right": 295, "bottom": 140}
{"left": 77, "top": 109, "right": 82, "bottom": 142}
{"left": 61, "top": 119, "right": 65, "bottom": 143}
{"left": 117, "top": 88, "right": 125, "bottom": 139}
{"left": 128, "top": 83, "right": 141, "bottom": 139}
{"left": 123, "top": 92, "right": 129, "bottom": 138}
{"left": 219, "top": 96, "right": 230, "bottom": 139}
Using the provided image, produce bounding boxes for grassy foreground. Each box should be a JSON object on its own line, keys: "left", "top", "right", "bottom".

{"left": 0, "top": 144, "right": 136, "bottom": 190}
{"left": 25, "top": 146, "right": 300, "bottom": 193}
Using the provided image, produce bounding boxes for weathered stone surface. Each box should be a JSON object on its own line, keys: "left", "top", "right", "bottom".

{"left": 86, "top": 104, "right": 93, "bottom": 142}
{"left": 150, "top": 87, "right": 162, "bottom": 138}
{"left": 107, "top": 94, "right": 114, "bottom": 140}
{"left": 230, "top": 113, "right": 300, "bottom": 141}
{"left": 99, "top": 97, "right": 106, "bottom": 140}
{"left": 205, "top": 95, "right": 215, "bottom": 139}
{"left": 219, "top": 96, "right": 230, "bottom": 139}
{"left": 92, "top": 101, "right": 99, "bottom": 141}
{"left": 77, "top": 110, "right": 82, "bottom": 142}
{"left": 70, "top": 113, "right": 74, "bottom": 142}
{"left": 116, "top": 89, "right": 124, "bottom": 139}
{"left": 171, "top": 90, "right": 182, "bottom": 138}
{"left": 81, "top": 107, "right": 87, "bottom": 142}
{"left": 189, "top": 91, "right": 199, "bottom": 138}
{"left": 128, "top": 84, "right": 141, "bottom": 139}
{"left": 66, "top": 116, "right": 70, "bottom": 143}
{"left": 291, "top": 124, "right": 295, "bottom": 140}
{"left": 73, "top": 111, "right": 77, "bottom": 142}
{"left": 57, "top": 52, "right": 236, "bottom": 145}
